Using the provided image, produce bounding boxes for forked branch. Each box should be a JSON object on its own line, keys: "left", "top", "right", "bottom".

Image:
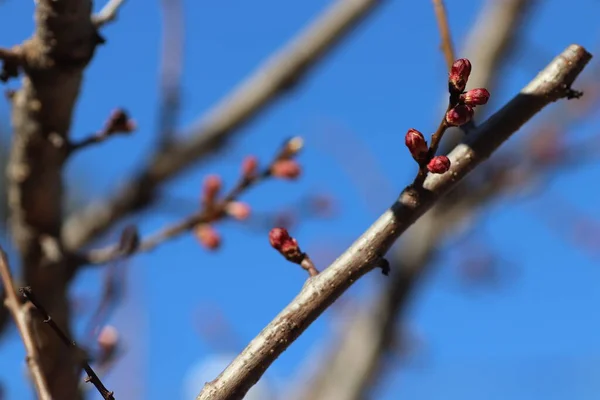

{"left": 196, "top": 44, "right": 591, "bottom": 400}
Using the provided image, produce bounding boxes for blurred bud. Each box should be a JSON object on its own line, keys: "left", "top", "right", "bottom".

{"left": 97, "top": 325, "right": 119, "bottom": 365}
{"left": 427, "top": 155, "right": 451, "bottom": 174}
{"left": 279, "top": 136, "right": 304, "bottom": 159}
{"left": 404, "top": 128, "right": 428, "bottom": 162}
{"left": 269, "top": 227, "right": 304, "bottom": 263}
{"left": 448, "top": 58, "right": 471, "bottom": 93}
{"left": 226, "top": 201, "right": 251, "bottom": 221}
{"left": 105, "top": 108, "right": 136, "bottom": 135}
{"left": 271, "top": 159, "right": 301, "bottom": 180}
{"left": 241, "top": 156, "right": 259, "bottom": 179}
{"left": 445, "top": 104, "right": 474, "bottom": 126}
{"left": 461, "top": 88, "right": 490, "bottom": 106}
{"left": 195, "top": 224, "right": 221, "bottom": 250}
{"left": 202, "top": 175, "right": 222, "bottom": 205}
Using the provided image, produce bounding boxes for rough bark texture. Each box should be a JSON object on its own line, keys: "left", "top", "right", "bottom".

{"left": 196, "top": 44, "right": 592, "bottom": 400}
{"left": 7, "top": 1, "right": 100, "bottom": 398}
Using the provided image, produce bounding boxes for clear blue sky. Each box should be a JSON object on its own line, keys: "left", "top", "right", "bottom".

{"left": 1, "top": 0, "right": 600, "bottom": 399}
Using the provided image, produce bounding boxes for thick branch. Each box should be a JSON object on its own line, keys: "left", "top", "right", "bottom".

{"left": 62, "top": 0, "right": 386, "bottom": 252}
{"left": 196, "top": 44, "right": 591, "bottom": 400}
{"left": 7, "top": 1, "right": 100, "bottom": 398}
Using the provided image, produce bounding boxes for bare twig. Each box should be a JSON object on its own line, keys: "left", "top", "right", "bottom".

{"left": 195, "top": 45, "right": 591, "bottom": 400}
{"left": 20, "top": 287, "right": 115, "bottom": 400}
{"left": 93, "top": 0, "right": 127, "bottom": 28}
{"left": 68, "top": 109, "right": 136, "bottom": 154}
{"left": 432, "top": 0, "right": 456, "bottom": 70}
{"left": 62, "top": 0, "right": 387, "bottom": 253}
{"left": 0, "top": 249, "right": 51, "bottom": 400}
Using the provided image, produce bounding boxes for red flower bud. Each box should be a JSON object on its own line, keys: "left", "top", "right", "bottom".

{"left": 105, "top": 108, "right": 136, "bottom": 135}
{"left": 449, "top": 58, "right": 471, "bottom": 93}
{"left": 195, "top": 224, "right": 221, "bottom": 250}
{"left": 269, "top": 227, "right": 304, "bottom": 263}
{"left": 427, "top": 155, "right": 451, "bottom": 174}
{"left": 271, "top": 159, "right": 301, "bottom": 180}
{"left": 226, "top": 201, "right": 251, "bottom": 220}
{"left": 461, "top": 88, "right": 490, "bottom": 106}
{"left": 404, "top": 128, "right": 428, "bottom": 161}
{"left": 241, "top": 155, "right": 259, "bottom": 178}
{"left": 202, "top": 174, "right": 222, "bottom": 205}
{"left": 445, "top": 104, "right": 474, "bottom": 126}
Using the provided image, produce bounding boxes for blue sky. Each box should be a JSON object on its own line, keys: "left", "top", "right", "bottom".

{"left": 1, "top": 0, "right": 600, "bottom": 399}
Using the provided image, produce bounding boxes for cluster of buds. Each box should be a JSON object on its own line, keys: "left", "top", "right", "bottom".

{"left": 269, "top": 227, "right": 319, "bottom": 276}
{"left": 404, "top": 128, "right": 451, "bottom": 174}
{"left": 194, "top": 137, "right": 304, "bottom": 251}
{"left": 446, "top": 59, "right": 490, "bottom": 127}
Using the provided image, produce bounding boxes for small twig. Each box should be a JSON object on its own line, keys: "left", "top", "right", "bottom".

{"left": 84, "top": 138, "right": 303, "bottom": 265}
{"left": 269, "top": 228, "right": 320, "bottom": 277}
{"left": 432, "top": 0, "right": 456, "bottom": 71}
{"left": 20, "top": 287, "right": 116, "bottom": 400}
{"left": 0, "top": 249, "right": 52, "bottom": 400}
{"left": 93, "top": 0, "right": 127, "bottom": 28}
{"left": 68, "top": 109, "right": 136, "bottom": 154}
{"left": 0, "top": 46, "right": 24, "bottom": 82}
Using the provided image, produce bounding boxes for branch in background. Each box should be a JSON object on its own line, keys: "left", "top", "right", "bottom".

{"left": 195, "top": 45, "right": 592, "bottom": 400}
{"left": 0, "top": 249, "right": 51, "bottom": 400}
{"left": 61, "top": 0, "right": 388, "bottom": 254}
{"left": 93, "top": 0, "right": 128, "bottom": 28}
{"left": 156, "top": 0, "right": 185, "bottom": 149}
{"left": 82, "top": 138, "right": 303, "bottom": 265}
{"left": 432, "top": 0, "right": 456, "bottom": 70}
{"left": 20, "top": 287, "right": 115, "bottom": 400}
{"left": 292, "top": 2, "right": 539, "bottom": 398}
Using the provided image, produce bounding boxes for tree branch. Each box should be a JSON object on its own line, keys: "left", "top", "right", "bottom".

{"left": 93, "top": 0, "right": 128, "bottom": 28}
{"left": 0, "top": 249, "right": 51, "bottom": 400}
{"left": 196, "top": 44, "right": 592, "bottom": 400}
{"left": 61, "top": 0, "right": 387, "bottom": 253}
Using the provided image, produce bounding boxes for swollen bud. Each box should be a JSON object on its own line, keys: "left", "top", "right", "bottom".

{"left": 445, "top": 104, "right": 474, "bottom": 126}
{"left": 271, "top": 159, "right": 301, "bottom": 180}
{"left": 449, "top": 58, "right": 471, "bottom": 94}
{"left": 404, "top": 128, "right": 428, "bottom": 162}
{"left": 461, "top": 88, "right": 490, "bottom": 106}
{"left": 269, "top": 227, "right": 304, "bottom": 263}
{"left": 427, "top": 155, "right": 451, "bottom": 174}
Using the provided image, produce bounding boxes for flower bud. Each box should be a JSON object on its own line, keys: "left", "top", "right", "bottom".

{"left": 404, "top": 128, "right": 428, "bottom": 161}
{"left": 449, "top": 58, "right": 471, "bottom": 93}
{"left": 269, "top": 227, "right": 303, "bottom": 263}
{"left": 105, "top": 108, "right": 136, "bottom": 135}
{"left": 241, "top": 155, "right": 259, "bottom": 178}
{"left": 445, "top": 104, "right": 474, "bottom": 126}
{"left": 226, "top": 201, "right": 251, "bottom": 220}
{"left": 461, "top": 88, "right": 490, "bottom": 106}
{"left": 427, "top": 155, "right": 451, "bottom": 174}
{"left": 194, "top": 224, "right": 221, "bottom": 250}
{"left": 271, "top": 159, "right": 301, "bottom": 180}
{"left": 202, "top": 174, "right": 222, "bottom": 205}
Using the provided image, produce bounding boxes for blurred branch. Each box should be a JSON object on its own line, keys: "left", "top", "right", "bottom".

{"left": 0, "top": 249, "right": 51, "bottom": 400}
{"left": 293, "top": 2, "right": 539, "bottom": 398}
{"left": 432, "top": 0, "right": 455, "bottom": 70}
{"left": 93, "top": 0, "right": 128, "bottom": 28}
{"left": 62, "top": 0, "right": 387, "bottom": 253}
{"left": 156, "top": 0, "right": 184, "bottom": 149}
{"left": 195, "top": 44, "right": 592, "bottom": 400}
